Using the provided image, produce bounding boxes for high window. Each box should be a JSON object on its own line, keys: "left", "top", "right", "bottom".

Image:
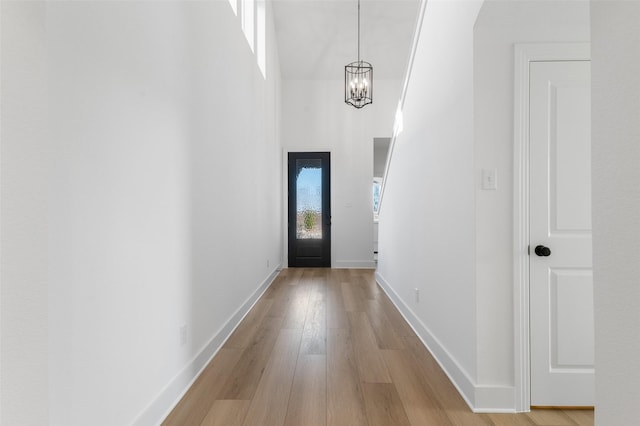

{"left": 228, "top": 0, "right": 265, "bottom": 78}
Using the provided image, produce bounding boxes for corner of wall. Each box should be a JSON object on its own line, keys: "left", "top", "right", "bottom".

{"left": 375, "top": 271, "right": 515, "bottom": 413}
{"left": 374, "top": 271, "right": 476, "bottom": 408}
{"left": 133, "top": 265, "right": 282, "bottom": 426}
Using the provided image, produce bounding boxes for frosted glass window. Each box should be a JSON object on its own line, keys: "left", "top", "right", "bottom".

{"left": 373, "top": 178, "right": 382, "bottom": 213}
{"left": 296, "top": 160, "right": 322, "bottom": 239}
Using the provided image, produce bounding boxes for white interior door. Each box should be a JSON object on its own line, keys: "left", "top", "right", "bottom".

{"left": 529, "top": 60, "right": 594, "bottom": 407}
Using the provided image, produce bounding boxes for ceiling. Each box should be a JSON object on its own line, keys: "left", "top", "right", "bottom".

{"left": 272, "top": 0, "right": 421, "bottom": 80}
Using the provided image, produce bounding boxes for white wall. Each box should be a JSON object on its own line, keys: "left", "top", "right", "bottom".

{"left": 591, "top": 2, "right": 640, "bottom": 424}
{"left": 378, "top": 0, "right": 591, "bottom": 411}
{"left": 473, "top": 0, "right": 589, "bottom": 391}
{"left": 376, "top": 0, "right": 483, "bottom": 408}
{"left": 1, "top": 1, "right": 282, "bottom": 425}
{"left": 374, "top": 138, "right": 390, "bottom": 177}
{"left": 282, "top": 78, "right": 400, "bottom": 268}
{"left": 1, "top": 2, "right": 49, "bottom": 424}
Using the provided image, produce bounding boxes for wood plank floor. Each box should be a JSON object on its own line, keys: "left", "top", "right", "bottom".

{"left": 163, "top": 268, "right": 594, "bottom": 426}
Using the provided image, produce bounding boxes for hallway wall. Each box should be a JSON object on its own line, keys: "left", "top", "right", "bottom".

{"left": 376, "top": 0, "right": 483, "bottom": 408}
{"left": 377, "top": 0, "right": 590, "bottom": 412}
{"left": 1, "top": 1, "right": 282, "bottom": 425}
{"left": 473, "top": 0, "right": 589, "bottom": 393}
{"left": 1, "top": 2, "right": 49, "bottom": 424}
{"left": 281, "top": 78, "right": 400, "bottom": 268}
{"left": 591, "top": 2, "right": 640, "bottom": 424}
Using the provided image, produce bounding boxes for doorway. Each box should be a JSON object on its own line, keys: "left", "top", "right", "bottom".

{"left": 287, "top": 152, "right": 331, "bottom": 267}
{"left": 513, "top": 43, "right": 592, "bottom": 411}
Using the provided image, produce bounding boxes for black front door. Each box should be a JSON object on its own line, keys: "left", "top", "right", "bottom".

{"left": 288, "top": 152, "right": 331, "bottom": 267}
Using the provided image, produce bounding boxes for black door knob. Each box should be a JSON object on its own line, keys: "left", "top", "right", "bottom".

{"left": 534, "top": 245, "right": 551, "bottom": 257}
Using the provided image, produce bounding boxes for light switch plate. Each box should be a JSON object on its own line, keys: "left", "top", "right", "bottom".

{"left": 482, "top": 169, "right": 497, "bottom": 190}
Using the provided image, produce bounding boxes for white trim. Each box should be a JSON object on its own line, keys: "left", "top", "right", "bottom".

{"left": 133, "top": 265, "right": 282, "bottom": 426}
{"left": 377, "top": 0, "right": 427, "bottom": 214}
{"left": 376, "top": 271, "right": 516, "bottom": 412}
{"left": 474, "top": 386, "right": 516, "bottom": 413}
{"left": 282, "top": 149, "right": 289, "bottom": 267}
{"left": 375, "top": 271, "right": 476, "bottom": 410}
{"left": 512, "top": 43, "right": 590, "bottom": 413}
{"left": 333, "top": 260, "right": 375, "bottom": 269}
{"left": 0, "top": 2, "right": 3, "bottom": 422}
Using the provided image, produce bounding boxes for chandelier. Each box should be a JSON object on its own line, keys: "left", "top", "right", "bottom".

{"left": 345, "top": 0, "right": 373, "bottom": 109}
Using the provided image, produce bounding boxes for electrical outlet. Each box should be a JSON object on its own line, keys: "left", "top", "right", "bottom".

{"left": 180, "top": 324, "right": 188, "bottom": 346}
{"left": 414, "top": 288, "right": 420, "bottom": 303}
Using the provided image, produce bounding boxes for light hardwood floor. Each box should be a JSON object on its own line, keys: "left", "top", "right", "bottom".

{"left": 163, "top": 268, "right": 594, "bottom": 426}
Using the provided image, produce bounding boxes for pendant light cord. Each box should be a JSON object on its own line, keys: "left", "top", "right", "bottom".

{"left": 357, "top": 0, "right": 361, "bottom": 64}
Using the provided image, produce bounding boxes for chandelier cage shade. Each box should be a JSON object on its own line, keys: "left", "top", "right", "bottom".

{"left": 345, "top": 0, "right": 373, "bottom": 108}
{"left": 345, "top": 61, "right": 373, "bottom": 108}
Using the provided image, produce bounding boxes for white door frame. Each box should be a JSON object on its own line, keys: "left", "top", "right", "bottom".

{"left": 512, "top": 43, "right": 590, "bottom": 412}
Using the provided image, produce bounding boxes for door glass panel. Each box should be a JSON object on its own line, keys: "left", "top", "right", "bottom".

{"left": 296, "top": 159, "right": 322, "bottom": 239}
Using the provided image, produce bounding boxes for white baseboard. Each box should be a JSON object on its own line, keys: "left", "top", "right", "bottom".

{"left": 473, "top": 385, "right": 516, "bottom": 413}
{"left": 333, "top": 260, "right": 376, "bottom": 269}
{"left": 374, "top": 271, "right": 515, "bottom": 413}
{"left": 133, "top": 265, "right": 283, "bottom": 426}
